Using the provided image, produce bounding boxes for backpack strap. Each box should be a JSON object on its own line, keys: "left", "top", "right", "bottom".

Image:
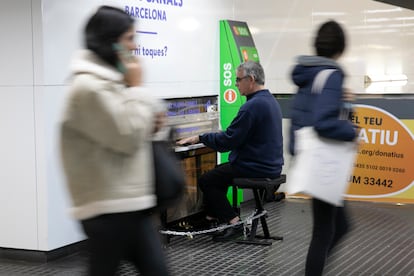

{"left": 311, "top": 69, "right": 337, "bottom": 94}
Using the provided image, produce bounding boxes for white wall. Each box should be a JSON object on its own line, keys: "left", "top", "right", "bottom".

{"left": 0, "top": 0, "right": 413, "bottom": 251}
{"left": 235, "top": 1, "right": 414, "bottom": 94}
{"left": 0, "top": 0, "right": 86, "bottom": 251}
{"left": 41, "top": 0, "right": 233, "bottom": 98}
{"left": 0, "top": 0, "right": 38, "bottom": 250}
{"left": 0, "top": 0, "right": 236, "bottom": 251}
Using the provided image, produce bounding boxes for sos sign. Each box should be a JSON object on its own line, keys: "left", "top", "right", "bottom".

{"left": 222, "top": 62, "right": 237, "bottom": 104}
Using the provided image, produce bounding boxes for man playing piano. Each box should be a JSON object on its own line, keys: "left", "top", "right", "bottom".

{"left": 177, "top": 61, "right": 284, "bottom": 241}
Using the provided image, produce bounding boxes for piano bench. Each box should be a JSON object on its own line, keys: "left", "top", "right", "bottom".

{"left": 232, "top": 174, "right": 286, "bottom": 246}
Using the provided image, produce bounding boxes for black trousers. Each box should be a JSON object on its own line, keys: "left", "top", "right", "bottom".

{"left": 305, "top": 198, "right": 350, "bottom": 276}
{"left": 81, "top": 211, "right": 169, "bottom": 276}
{"left": 198, "top": 163, "right": 242, "bottom": 222}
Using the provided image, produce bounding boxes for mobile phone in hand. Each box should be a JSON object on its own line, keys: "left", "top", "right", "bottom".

{"left": 112, "top": 43, "right": 135, "bottom": 73}
{"left": 113, "top": 43, "right": 134, "bottom": 62}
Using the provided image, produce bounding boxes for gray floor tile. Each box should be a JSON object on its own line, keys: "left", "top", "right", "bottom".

{"left": 0, "top": 199, "right": 413, "bottom": 275}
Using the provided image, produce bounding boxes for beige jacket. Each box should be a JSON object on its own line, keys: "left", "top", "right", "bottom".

{"left": 60, "top": 50, "right": 159, "bottom": 220}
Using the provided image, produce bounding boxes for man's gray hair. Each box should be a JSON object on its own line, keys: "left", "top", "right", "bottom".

{"left": 237, "top": 61, "right": 265, "bottom": 85}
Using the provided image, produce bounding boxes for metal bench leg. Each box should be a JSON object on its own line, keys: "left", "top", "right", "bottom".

{"left": 237, "top": 189, "right": 271, "bottom": 245}
{"left": 255, "top": 189, "right": 283, "bottom": 242}
{"left": 238, "top": 188, "right": 283, "bottom": 245}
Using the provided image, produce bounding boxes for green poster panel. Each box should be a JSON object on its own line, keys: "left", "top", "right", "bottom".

{"left": 219, "top": 20, "right": 260, "bottom": 206}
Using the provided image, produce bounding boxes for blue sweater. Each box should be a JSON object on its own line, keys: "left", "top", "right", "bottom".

{"left": 289, "top": 55, "right": 357, "bottom": 155}
{"left": 200, "top": 89, "right": 283, "bottom": 178}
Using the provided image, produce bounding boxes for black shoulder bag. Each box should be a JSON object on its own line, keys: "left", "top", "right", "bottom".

{"left": 152, "top": 140, "right": 185, "bottom": 210}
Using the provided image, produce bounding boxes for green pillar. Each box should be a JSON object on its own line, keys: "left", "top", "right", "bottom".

{"left": 219, "top": 20, "right": 260, "bottom": 206}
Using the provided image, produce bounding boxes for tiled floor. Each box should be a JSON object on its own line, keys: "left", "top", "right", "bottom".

{"left": 0, "top": 198, "right": 413, "bottom": 275}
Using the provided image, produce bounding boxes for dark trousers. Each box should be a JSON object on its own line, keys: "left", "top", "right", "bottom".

{"left": 81, "top": 211, "right": 169, "bottom": 276}
{"left": 198, "top": 163, "right": 241, "bottom": 222}
{"left": 305, "top": 198, "right": 350, "bottom": 276}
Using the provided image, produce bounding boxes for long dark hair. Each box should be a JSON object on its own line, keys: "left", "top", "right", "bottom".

{"left": 84, "top": 6, "right": 134, "bottom": 67}
{"left": 314, "top": 20, "right": 346, "bottom": 58}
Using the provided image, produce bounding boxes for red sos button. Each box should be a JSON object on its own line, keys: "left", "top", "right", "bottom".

{"left": 224, "top": 89, "right": 237, "bottom": 104}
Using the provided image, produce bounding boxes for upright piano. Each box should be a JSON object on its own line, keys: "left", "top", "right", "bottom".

{"left": 163, "top": 97, "right": 219, "bottom": 228}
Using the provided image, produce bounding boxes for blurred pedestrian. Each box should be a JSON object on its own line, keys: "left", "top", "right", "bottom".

{"left": 289, "top": 20, "right": 358, "bottom": 276}
{"left": 60, "top": 6, "right": 169, "bottom": 276}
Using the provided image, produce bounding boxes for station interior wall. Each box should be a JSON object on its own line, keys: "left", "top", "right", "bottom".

{"left": 0, "top": 0, "right": 413, "bottom": 251}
